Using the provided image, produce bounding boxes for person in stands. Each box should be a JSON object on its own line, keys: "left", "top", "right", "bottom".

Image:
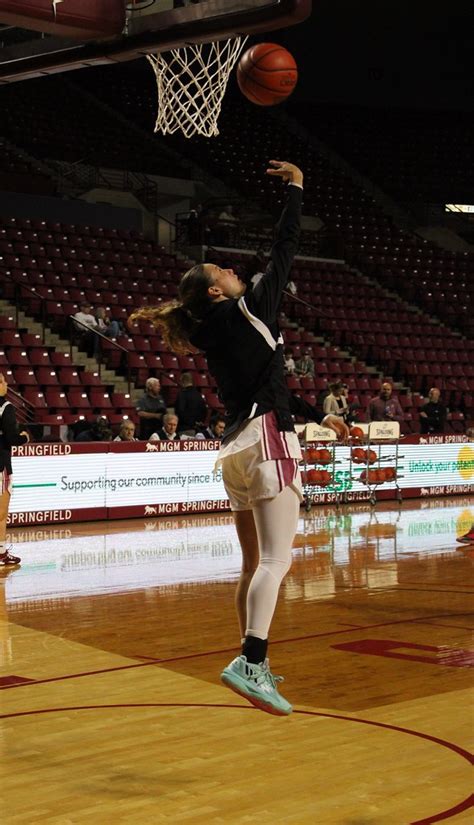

{"left": 196, "top": 411, "right": 227, "bottom": 440}
{"left": 135, "top": 377, "right": 167, "bottom": 440}
{"left": 367, "top": 382, "right": 403, "bottom": 422}
{"left": 149, "top": 412, "right": 182, "bottom": 441}
{"left": 174, "top": 372, "right": 207, "bottom": 434}
{"left": 419, "top": 387, "right": 446, "bottom": 434}
{"left": 113, "top": 421, "right": 138, "bottom": 442}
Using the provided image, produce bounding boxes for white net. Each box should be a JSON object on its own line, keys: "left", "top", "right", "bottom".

{"left": 147, "top": 36, "right": 248, "bottom": 139}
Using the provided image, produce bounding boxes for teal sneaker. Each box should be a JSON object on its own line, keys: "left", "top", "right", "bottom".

{"left": 220, "top": 655, "right": 292, "bottom": 716}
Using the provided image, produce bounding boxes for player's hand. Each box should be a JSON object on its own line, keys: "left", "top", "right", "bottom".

{"left": 321, "top": 415, "right": 350, "bottom": 440}
{"left": 0, "top": 373, "right": 7, "bottom": 397}
{"left": 20, "top": 431, "right": 30, "bottom": 443}
{"left": 266, "top": 160, "right": 303, "bottom": 186}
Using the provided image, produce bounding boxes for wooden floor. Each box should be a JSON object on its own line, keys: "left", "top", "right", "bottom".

{"left": 1, "top": 496, "right": 473, "bottom": 824}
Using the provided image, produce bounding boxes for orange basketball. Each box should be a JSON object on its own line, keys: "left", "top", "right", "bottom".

{"left": 236, "top": 43, "right": 298, "bottom": 107}
{"left": 319, "top": 470, "right": 332, "bottom": 486}
{"left": 351, "top": 448, "right": 365, "bottom": 463}
{"left": 367, "top": 449, "right": 378, "bottom": 464}
{"left": 350, "top": 426, "right": 364, "bottom": 439}
{"left": 306, "top": 447, "right": 318, "bottom": 464}
{"left": 318, "top": 448, "right": 332, "bottom": 465}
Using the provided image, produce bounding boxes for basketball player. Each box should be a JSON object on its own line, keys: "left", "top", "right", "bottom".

{"left": 130, "top": 161, "right": 333, "bottom": 715}
{"left": 0, "top": 373, "right": 30, "bottom": 566}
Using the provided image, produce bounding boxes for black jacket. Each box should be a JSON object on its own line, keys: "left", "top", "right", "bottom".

{"left": 175, "top": 387, "right": 207, "bottom": 430}
{"left": 0, "top": 400, "right": 29, "bottom": 473}
{"left": 191, "top": 185, "right": 302, "bottom": 442}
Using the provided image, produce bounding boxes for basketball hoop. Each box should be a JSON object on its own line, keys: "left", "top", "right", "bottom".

{"left": 147, "top": 36, "right": 248, "bottom": 139}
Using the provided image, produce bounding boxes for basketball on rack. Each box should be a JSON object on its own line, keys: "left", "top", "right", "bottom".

{"left": 236, "top": 43, "right": 298, "bottom": 106}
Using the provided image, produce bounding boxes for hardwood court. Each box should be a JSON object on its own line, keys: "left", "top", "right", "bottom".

{"left": 1, "top": 496, "right": 473, "bottom": 824}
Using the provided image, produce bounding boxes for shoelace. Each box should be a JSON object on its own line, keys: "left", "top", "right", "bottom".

{"left": 246, "top": 661, "right": 284, "bottom": 687}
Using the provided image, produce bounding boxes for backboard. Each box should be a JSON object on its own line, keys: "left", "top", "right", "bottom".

{"left": 0, "top": 0, "right": 312, "bottom": 83}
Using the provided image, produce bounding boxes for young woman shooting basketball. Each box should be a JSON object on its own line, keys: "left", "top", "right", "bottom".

{"left": 130, "top": 161, "right": 342, "bottom": 715}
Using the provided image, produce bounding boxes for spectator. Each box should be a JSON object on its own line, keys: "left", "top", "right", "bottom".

{"left": 113, "top": 421, "right": 138, "bottom": 442}
{"left": 75, "top": 415, "right": 113, "bottom": 442}
{"left": 174, "top": 372, "right": 207, "bottom": 433}
{"left": 419, "top": 387, "right": 446, "bottom": 434}
{"left": 95, "top": 307, "right": 121, "bottom": 341}
{"left": 216, "top": 203, "right": 239, "bottom": 245}
{"left": 135, "top": 377, "right": 167, "bottom": 440}
{"left": 295, "top": 349, "right": 315, "bottom": 378}
{"left": 367, "top": 382, "right": 403, "bottom": 422}
{"left": 149, "top": 412, "right": 181, "bottom": 441}
{"left": 284, "top": 347, "right": 296, "bottom": 375}
{"left": 323, "top": 381, "right": 349, "bottom": 422}
{"left": 196, "top": 412, "right": 226, "bottom": 440}
{"left": 73, "top": 302, "right": 98, "bottom": 356}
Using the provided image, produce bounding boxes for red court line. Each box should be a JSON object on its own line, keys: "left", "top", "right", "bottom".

{"left": 416, "top": 622, "right": 474, "bottom": 632}
{"left": 0, "top": 703, "right": 472, "bottom": 824}
{"left": 2, "top": 610, "right": 472, "bottom": 692}
{"left": 400, "top": 581, "right": 474, "bottom": 589}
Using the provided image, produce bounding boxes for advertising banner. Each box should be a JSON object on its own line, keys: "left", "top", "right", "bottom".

{"left": 8, "top": 436, "right": 474, "bottom": 526}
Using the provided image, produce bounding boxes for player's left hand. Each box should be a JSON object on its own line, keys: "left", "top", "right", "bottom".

{"left": 0, "top": 373, "right": 7, "bottom": 397}
{"left": 321, "top": 415, "right": 350, "bottom": 440}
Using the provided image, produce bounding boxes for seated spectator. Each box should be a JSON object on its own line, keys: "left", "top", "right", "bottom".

{"left": 284, "top": 347, "right": 296, "bottom": 375}
{"left": 295, "top": 350, "right": 315, "bottom": 378}
{"left": 367, "top": 382, "right": 403, "bottom": 422}
{"left": 95, "top": 307, "right": 122, "bottom": 342}
{"left": 75, "top": 415, "right": 113, "bottom": 442}
{"left": 196, "top": 412, "right": 226, "bottom": 440}
{"left": 113, "top": 420, "right": 138, "bottom": 442}
{"left": 135, "top": 377, "right": 167, "bottom": 440}
{"left": 323, "top": 381, "right": 349, "bottom": 422}
{"left": 149, "top": 412, "right": 181, "bottom": 441}
{"left": 419, "top": 387, "right": 446, "bottom": 434}
{"left": 174, "top": 372, "right": 207, "bottom": 433}
{"left": 73, "top": 302, "right": 98, "bottom": 356}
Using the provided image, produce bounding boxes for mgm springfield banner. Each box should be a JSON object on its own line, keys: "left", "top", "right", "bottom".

{"left": 8, "top": 434, "right": 474, "bottom": 526}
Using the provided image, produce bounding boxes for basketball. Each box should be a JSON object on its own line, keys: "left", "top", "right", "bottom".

{"left": 236, "top": 43, "right": 298, "bottom": 107}
{"left": 350, "top": 426, "right": 364, "bottom": 439}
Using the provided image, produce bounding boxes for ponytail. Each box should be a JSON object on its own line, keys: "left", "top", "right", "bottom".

{"left": 129, "top": 264, "right": 213, "bottom": 355}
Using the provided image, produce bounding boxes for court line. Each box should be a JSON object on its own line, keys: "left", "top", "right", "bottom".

{"left": 398, "top": 581, "right": 474, "bottom": 589}
{"left": 0, "top": 703, "right": 472, "bottom": 824}
{"left": 1, "top": 611, "right": 472, "bottom": 691}
{"left": 415, "top": 622, "right": 474, "bottom": 632}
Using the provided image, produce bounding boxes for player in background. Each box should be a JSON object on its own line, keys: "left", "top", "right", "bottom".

{"left": 0, "top": 373, "right": 30, "bottom": 567}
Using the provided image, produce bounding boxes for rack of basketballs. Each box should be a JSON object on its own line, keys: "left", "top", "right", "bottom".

{"left": 349, "top": 426, "right": 403, "bottom": 507}
{"left": 300, "top": 441, "right": 338, "bottom": 511}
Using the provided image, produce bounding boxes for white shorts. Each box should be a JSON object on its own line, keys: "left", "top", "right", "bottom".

{"left": 221, "top": 441, "right": 303, "bottom": 511}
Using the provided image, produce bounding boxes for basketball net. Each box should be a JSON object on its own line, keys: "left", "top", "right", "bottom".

{"left": 147, "top": 36, "right": 248, "bottom": 139}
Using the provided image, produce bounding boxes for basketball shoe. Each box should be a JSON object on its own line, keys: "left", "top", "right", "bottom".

{"left": 220, "top": 655, "right": 292, "bottom": 716}
{"left": 456, "top": 526, "right": 474, "bottom": 544}
{"left": 0, "top": 549, "right": 21, "bottom": 567}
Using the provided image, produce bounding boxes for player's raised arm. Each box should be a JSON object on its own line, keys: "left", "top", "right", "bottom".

{"left": 243, "top": 161, "right": 303, "bottom": 323}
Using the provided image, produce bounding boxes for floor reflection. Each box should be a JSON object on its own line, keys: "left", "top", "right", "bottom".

{"left": 1, "top": 496, "right": 472, "bottom": 606}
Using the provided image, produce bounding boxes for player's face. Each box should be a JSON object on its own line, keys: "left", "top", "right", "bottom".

{"left": 207, "top": 264, "right": 246, "bottom": 299}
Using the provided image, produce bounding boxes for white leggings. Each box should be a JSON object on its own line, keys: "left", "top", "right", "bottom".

{"left": 246, "top": 484, "right": 300, "bottom": 639}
